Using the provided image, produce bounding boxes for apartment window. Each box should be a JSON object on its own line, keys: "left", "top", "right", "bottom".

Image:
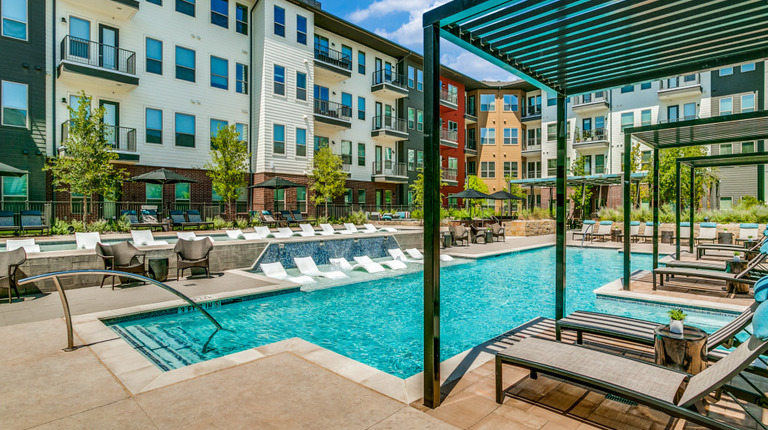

{"left": 175, "top": 183, "right": 190, "bottom": 204}
{"left": 175, "top": 113, "right": 195, "bottom": 147}
{"left": 211, "top": 0, "right": 228, "bottom": 27}
{"left": 341, "top": 140, "right": 352, "bottom": 165}
{"left": 273, "top": 5, "right": 285, "bottom": 37}
{"left": 620, "top": 85, "right": 634, "bottom": 93}
{"left": 719, "top": 143, "right": 732, "bottom": 155}
{"left": 683, "top": 102, "right": 696, "bottom": 120}
{"left": 341, "top": 45, "right": 352, "bottom": 66}
{"left": 742, "top": 94, "right": 755, "bottom": 113}
{"left": 719, "top": 67, "right": 733, "bottom": 76}
{"left": 273, "top": 124, "right": 285, "bottom": 154}
{"left": 357, "top": 96, "right": 365, "bottom": 120}
{"left": 742, "top": 63, "right": 756, "bottom": 72}
{"left": 481, "top": 161, "right": 496, "bottom": 178}
{"left": 341, "top": 92, "right": 352, "bottom": 117}
{"left": 295, "top": 14, "right": 307, "bottom": 45}
{"left": 408, "top": 149, "right": 415, "bottom": 170}
{"left": 595, "top": 154, "right": 605, "bottom": 174}
{"left": 314, "top": 136, "right": 328, "bottom": 151}
{"left": 503, "top": 94, "right": 518, "bottom": 112}
{"left": 720, "top": 197, "right": 733, "bottom": 210}
{"left": 417, "top": 150, "right": 423, "bottom": 168}
{"left": 210, "top": 56, "right": 228, "bottom": 90}
{"left": 147, "top": 0, "right": 161, "bottom": 5}
{"left": 235, "top": 3, "right": 248, "bottom": 34}
{"left": 620, "top": 112, "right": 634, "bottom": 132}
{"left": 236, "top": 63, "right": 248, "bottom": 94}
{"left": 466, "top": 160, "right": 476, "bottom": 176}
{"left": 503, "top": 128, "right": 518, "bottom": 145}
{"left": 273, "top": 65, "right": 285, "bottom": 95}
{"left": 210, "top": 119, "right": 227, "bottom": 148}
{"left": 416, "top": 69, "right": 423, "bottom": 91}
{"left": 640, "top": 82, "right": 652, "bottom": 90}
{"left": 480, "top": 94, "right": 495, "bottom": 112}
{"left": 357, "top": 143, "right": 366, "bottom": 166}
{"left": 481, "top": 128, "right": 495, "bottom": 145}
{"left": 447, "top": 120, "right": 458, "bottom": 134}
{"left": 1, "top": 81, "right": 27, "bottom": 127}
{"left": 719, "top": 97, "right": 733, "bottom": 116}
{"left": 667, "top": 105, "right": 679, "bottom": 122}
{"left": 417, "top": 110, "right": 423, "bottom": 131}
{"left": 407, "top": 108, "right": 414, "bottom": 129}
{"left": 145, "top": 108, "right": 162, "bottom": 144}
{"left": 146, "top": 38, "right": 162, "bottom": 75}
{"left": 297, "top": 187, "right": 307, "bottom": 212}
{"left": 175, "top": 46, "right": 195, "bottom": 82}
{"left": 357, "top": 51, "right": 365, "bottom": 75}
{"left": 406, "top": 66, "right": 415, "bottom": 88}
{"left": 640, "top": 109, "right": 651, "bottom": 126}
{"left": 296, "top": 127, "right": 306, "bottom": 157}
{"left": 547, "top": 159, "right": 556, "bottom": 176}
{"left": 176, "top": 0, "right": 195, "bottom": 17}
{"left": 235, "top": 123, "right": 247, "bottom": 143}
{"left": 547, "top": 92, "right": 556, "bottom": 106}
{"left": 742, "top": 142, "right": 755, "bottom": 154}
{"left": 2, "top": 0, "right": 26, "bottom": 40}
{"left": 273, "top": 189, "right": 285, "bottom": 211}
{"left": 2, "top": 175, "right": 27, "bottom": 202}
{"left": 358, "top": 189, "right": 366, "bottom": 206}
{"left": 503, "top": 161, "right": 517, "bottom": 179}
{"left": 641, "top": 151, "right": 651, "bottom": 170}
{"left": 296, "top": 72, "right": 306, "bottom": 100}
{"left": 145, "top": 183, "right": 163, "bottom": 204}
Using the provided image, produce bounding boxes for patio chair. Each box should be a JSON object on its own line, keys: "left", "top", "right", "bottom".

{"left": 469, "top": 224, "right": 486, "bottom": 244}
{"left": 6, "top": 239, "right": 40, "bottom": 253}
{"left": 120, "top": 210, "right": 154, "bottom": 230}
{"left": 131, "top": 229, "right": 170, "bottom": 247}
{"left": 355, "top": 255, "right": 406, "bottom": 270}
{"left": 0, "top": 211, "right": 20, "bottom": 234}
{"left": 352, "top": 256, "right": 387, "bottom": 273}
{"left": 695, "top": 222, "right": 718, "bottom": 244}
{"left": 261, "top": 211, "right": 284, "bottom": 228}
{"left": 259, "top": 262, "right": 315, "bottom": 284}
{"left": 174, "top": 237, "right": 213, "bottom": 280}
{"left": 273, "top": 227, "right": 297, "bottom": 238}
{"left": 591, "top": 221, "right": 613, "bottom": 242}
{"left": 75, "top": 232, "right": 101, "bottom": 250}
{"left": 292, "top": 210, "right": 316, "bottom": 225}
{"left": 638, "top": 221, "right": 655, "bottom": 243}
{"left": 280, "top": 210, "right": 299, "bottom": 226}
{"left": 653, "top": 247, "right": 766, "bottom": 291}
{"left": 369, "top": 212, "right": 381, "bottom": 221}
{"left": 185, "top": 210, "right": 214, "bottom": 230}
{"left": 617, "top": 221, "right": 641, "bottom": 243}
{"left": 737, "top": 223, "right": 760, "bottom": 245}
{"left": 140, "top": 209, "right": 169, "bottom": 231}
{"left": 678, "top": 222, "right": 691, "bottom": 245}
{"left": 294, "top": 256, "right": 347, "bottom": 279}
{"left": 298, "top": 224, "right": 317, "bottom": 237}
{"left": 169, "top": 211, "right": 197, "bottom": 231}
{"left": 450, "top": 225, "right": 469, "bottom": 246}
{"left": 95, "top": 241, "right": 146, "bottom": 290}
{"left": 489, "top": 223, "right": 505, "bottom": 242}
{"left": 571, "top": 220, "right": 595, "bottom": 241}
{"left": 0, "top": 247, "right": 25, "bottom": 303}
{"left": 177, "top": 231, "right": 214, "bottom": 242}
{"left": 697, "top": 230, "right": 767, "bottom": 259}
{"left": 388, "top": 248, "right": 423, "bottom": 264}
{"left": 20, "top": 210, "right": 49, "bottom": 235}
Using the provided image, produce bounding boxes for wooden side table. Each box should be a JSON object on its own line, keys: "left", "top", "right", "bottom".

{"left": 654, "top": 325, "right": 708, "bottom": 375}
{"left": 728, "top": 260, "right": 750, "bottom": 294}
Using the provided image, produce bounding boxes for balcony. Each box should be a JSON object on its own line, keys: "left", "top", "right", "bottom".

{"left": 314, "top": 44, "right": 352, "bottom": 81}
{"left": 440, "top": 88, "right": 458, "bottom": 110}
{"left": 521, "top": 105, "right": 542, "bottom": 122}
{"left": 371, "top": 70, "right": 408, "bottom": 99}
{"left": 522, "top": 171, "right": 541, "bottom": 179}
{"left": 573, "top": 127, "right": 609, "bottom": 150}
{"left": 465, "top": 137, "right": 477, "bottom": 156}
{"left": 572, "top": 91, "right": 609, "bottom": 113}
{"left": 440, "top": 129, "right": 459, "bottom": 148}
{"left": 657, "top": 74, "right": 702, "bottom": 100}
{"left": 522, "top": 138, "right": 542, "bottom": 155}
{"left": 77, "top": 0, "right": 139, "bottom": 20}
{"left": 371, "top": 116, "right": 408, "bottom": 143}
{"left": 442, "top": 168, "right": 458, "bottom": 184}
{"left": 60, "top": 122, "right": 139, "bottom": 163}
{"left": 313, "top": 100, "right": 352, "bottom": 130}
{"left": 464, "top": 110, "right": 477, "bottom": 124}
{"left": 58, "top": 36, "right": 138, "bottom": 90}
{"left": 372, "top": 162, "right": 408, "bottom": 183}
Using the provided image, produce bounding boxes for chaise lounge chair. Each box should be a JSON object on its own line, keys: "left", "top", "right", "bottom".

{"left": 260, "top": 211, "right": 285, "bottom": 228}
{"left": 320, "top": 223, "right": 352, "bottom": 235}
{"left": 6, "top": 238, "right": 40, "bottom": 253}
{"left": 75, "top": 232, "right": 101, "bottom": 250}
{"left": 298, "top": 224, "right": 317, "bottom": 237}
{"left": 259, "top": 262, "right": 315, "bottom": 284}
{"left": 294, "top": 256, "right": 348, "bottom": 279}
{"left": 388, "top": 248, "right": 423, "bottom": 264}
{"left": 280, "top": 210, "right": 299, "bottom": 226}
{"left": 405, "top": 248, "right": 455, "bottom": 262}
{"left": 339, "top": 256, "right": 384, "bottom": 273}
{"left": 169, "top": 211, "right": 198, "bottom": 231}
{"left": 177, "top": 231, "right": 214, "bottom": 242}
{"left": 342, "top": 223, "right": 363, "bottom": 234}
{"left": 273, "top": 227, "right": 297, "bottom": 238}
{"left": 696, "top": 229, "right": 767, "bottom": 259}
{"left": 591, "top": 221, "right": 613, "bottom": 242}
{"left": 637, "top": 221, "right": 655, "bottom": 243}
{"left": 0, "top": 211, "right": 20, "bottom": 234}
{"left": 354, "top": 255, "right": 406, "bottom": 270}
{"left": 736, "top": 223, "right": 760, "bottom": 245}
{"left": 121, "top": 210, "right": 154, "bottom": 230}
{"left": 131, "top": 229, "right": 170, "bottom": 247}
{"left": 185, "top": 210, "right": 214, "bottom": 230}
{"left": 571, "top": 220, "right": 595, "bottom": 241}
{"left": 225, "top": 229, "right": 263, "bottom": 240}
{"left": 20, "top": 210, "right": 49, "bottom": 235}
{"left": 364, "top": 223, "right": 396, "bottom": 233}
{"left": 653, "top": 247, "right": 766, "bottom": 291}
{"left": 0, "top": 247, "right": 25, "bottom": 303}
{"left": 139, "top": 209, "right": 168, "bottom": 231}
{"left": 678, "top": 222, "right": 691, "bottom": 245}
{"left": 292, "top": 210, "right": 316, "bottom": 225}
{"left": 695, "top": 222, "right": 718, "bottom": 244}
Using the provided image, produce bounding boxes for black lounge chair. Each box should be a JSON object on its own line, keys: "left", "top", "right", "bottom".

{"left": 291, "top": 210, "right": 316, "bottom": 225}
{"left": 169, "top": 210, "right": 198, "bottom": 230}
{"left": 95, "top": 241, "right": 147, "bottom": 290}
{"left": 140, "top": 209, "right": 170, "bottom": 231}
{"left": 0, "top": 211, "right": 19, "bottom": 234}
{"left": 280, "top": 210, "right": 299, "bottom": 226}
{"left": 174, "top": 237, "right": 213, "bottom": 279}
{"left": 20, "top": 210, "right": 49, "bottom": 235}
{"left": 0, "top": 247, "right": 25, "bottom": 303}
{"left": 653, "top": 251, "right": 766, "bottom": 291}
{"left": 185, "top": 210, "right": 213, "bottom": 229}
{"left": 121, "top": 210, "right": 154, "bottom": 230}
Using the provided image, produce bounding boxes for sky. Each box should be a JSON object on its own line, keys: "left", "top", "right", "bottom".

{"left": 319, "top": 0, "right": 518, "bottom": 83}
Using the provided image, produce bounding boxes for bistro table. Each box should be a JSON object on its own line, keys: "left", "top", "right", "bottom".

{"left": 654, "top": 324, "right": 708, "bottom": 375}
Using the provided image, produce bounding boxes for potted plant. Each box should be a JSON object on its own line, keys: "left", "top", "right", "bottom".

{"left": 668, "top": 308, "right": 686, "bottom": 334}
{"left": 733, "top": 251, "right": 741, "bottom": 263}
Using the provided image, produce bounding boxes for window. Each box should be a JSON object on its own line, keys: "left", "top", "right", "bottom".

{"left": 547, "top": 159, "right": 556, "bottom": 176}
{"left": 742, "top": 142, "right": 755, "bottom": 154}
{"left": 175, "top": 113, "right": 195, "bottom": 147}
{"left": 235, "top": 123, "right": 247, "bottom": 143}
{"left": 667, "top": 105, "right": 679, "bottom": 122}
{"left": 640, "top": 109, "right": 651, "bottom": 126}
{"left": 503, "top": 94, "right": 518, "bottom": 112}
{"left": 683, "top": 102, "right": 696, "bottom": 120}
{"left": 146, "top": 38, "right": 162, "bottom": 75}
{"left": 236, "top": 63, "right": 248, "bottom": 94}
{"left": 2, "top": 0, "right": 26, "bottom": 40}
{"left": 146, "top": 183, "right": 162, "bottom": 202}
{"left": 640, "top": 82, "right": 652, "bottom": 90}
{"left": 176, "top": 0, "right": 195, "bottom": 16}
{"left": 296, "top": 127, "right": 306, "bottom": 157}
{"left": 357, "top": 143, "right": 366, "bottom": 166}
{"left": 641, "top": 151, "right": 651, "bottom": 170}
{"left": 620, "top": 85, "right": 634, "bottom": 93}
{"left": 417, "top": 150, "right": 423, "bottom": 168}
{"left": 719, "top": 97, "right": 733, "bottom": 116}
{"left": 2, "top": 175, "right": 27, "bottom": 201}
{"left": 273, "top": 65, "right": 285, "bottom": 95}
{"left": 295, "top": 14, "right": 307, "bottom": 45}
{"left": 210, "top": 118, "right": 227, "bottom": 148}
{"left": 547, "top": 92, "right": 556, "bottom": 107}
{"left": 416, "top": 110, "right": 423, "bottom": 131}
{"left": 357, "top": 51, "right": 365, "bottom": 75}
{"left": 719, "top": 67, "right": 733, "bottom": 76}
{"left": 273, "top": 189, "right": 285, "bottom": 211}
{"left": 273, "top": 124, "right": 285, "bottom": 154}
{"left": 416, "top": 69, "right": 423, "bottom": 91}
{"left": 408, "top": 149, "right": 415, "bottom": 170}
{"left": 296, "top": 187, "right": 307, "bottom": 212}
{"left": 407, "top": 108, "right": 415, "bottom": 129}
{"left": 211, "top": 0, "right": 228, "bottom": 28}
{"left": 480, "top": 94, "right": 495, "bottom": 111}
{"left": 296, "top": 72, "right": 306, "bottom": 100}
{"left": 480, "top": 161, "right": 496, "bottom": 178}
{"left": 503, "top": 161, "right": 518, "bottom": 179}
{"left": 145, "top": 108, "right": 162, "bottom": 144}
{"left": 481, "top": 128, "right": 495, "bottom": 145}
{"left": 236, "top": 3, "right": 248, "bottom": 34}
{"left": 547, "top": 123, "right": 556, "bottom": 141}
{"left": 1, "top": 81, "right": 27, "bottom": 127}
{"left": 741, "top": 63, "right": 755, "bottom": 72}
{"left": 720, "top": 197, "right": 733, "bottom": 210}
{"left": 147, "top": 0, "right": 161, "bottom": 5}
{"left": 503, "top": 128, "right": 518, "bottom": 145}
{"left": 210, "top": 56, "right": 228, "bottom": 90}
{"left": 341, "top": 92, "right": 352, "bottom": 117}
{"left": 720, "top": 144, "right": 732, "bottom": 155}
{"left": 357, "top": 189, "right": 366, "bottom": 206}
{"left": 341, "top": 140, "right": 352, "bottom": 165}
{"left": 357, "top": 96, "right": 365, "bottom": 120}
{"left": 314, "top": 136, "right": 328, "bottom": 151}
{"left": 742, "top": 94, "right": 755, "bottom": 113}
{"left": 467, "top": 160, "right": 476, "bottom": 175}
{"left": 175, "top": 46, "right": 195, "bottom": 82}
{"left": 620, "top": 112, "right": 634, "bottom": 132}
{"left": 595, "top": 154, "right": 605, "bottom": 174}
{"left": 273, "top": 5, "right": 285, "bottom": 37}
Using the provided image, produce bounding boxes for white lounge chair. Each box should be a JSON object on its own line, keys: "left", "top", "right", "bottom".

{"left": 6, "top": 238, "right": 40, "bottom": 253}
{"left": 75, "top": 232, "right": 101, "bottom": 250}
{"left": 351, "top": 256, "right": 387, "bottom": 273}
{"left": 130, "top": 230, "right": 169, "bottom": 247}
{"left": 365, "top": 223, "right": 396, "bottom": 233}
{"left": 294, "top": 256, "right": 348, "bottom": 279}
{"left": 329, "top": 257, "right": 354, "bottom": 271}
{"left": 355, "top": 255, "right": 406, "bottom": 271}
{"left": 259, "top": 262, "right": 315, "bottom": 284}
{"left": 177, "top": 231, "right": 215, "bottom": 242}
{"left": 404, "top": 248, "right": 453, "bottom": 262}
{"left": 440, "top": 254, "right": 455, "bottom": 262}
{"left": 342, "top": 223, "right": 362, "bottom": 234}
{"left": 737, "top": 223, "right": 760, "bottom": 244}
{"left": 320, "top": 223, "right": 352, "bottom": 235}
{"left": 695, "top": 222, "right": 717, "bottom": 244}
{"left": 253, "top": 226, "right": 272, "bottom": 238}
{"left": 360, "top": 224, "right": 378, "bottom": 234}
{"left": 273, "top": 227, "right": 297, "bottom": 239}
{"left": 298, "top": 224, "right": 317, "bottom": 237}
{"left": 389, "top": 248, "right": 423, "bottom": 264}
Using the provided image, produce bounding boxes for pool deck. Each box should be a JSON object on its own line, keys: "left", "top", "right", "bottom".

{"left": 1, "top": 232, "right": 763, "bottom": 429}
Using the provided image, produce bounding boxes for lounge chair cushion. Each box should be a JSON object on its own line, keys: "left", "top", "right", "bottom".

{"left": 700, "top": 222, "right": 717, "bottom": 228}
{"left": 583, "top": 220, "right": 595, "bottom": 225}
{"left": 754, "top": 301, "right": 768, "bottom": 340}
{"left": 755, "top": 277, "right": 768, "bottom": 302}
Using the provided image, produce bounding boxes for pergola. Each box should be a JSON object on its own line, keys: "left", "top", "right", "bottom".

{"left": 511, "top": 173, "right": 647, "bottom": 211}
{"left": 421, "top": 0, "right": 768, "bottom": 408}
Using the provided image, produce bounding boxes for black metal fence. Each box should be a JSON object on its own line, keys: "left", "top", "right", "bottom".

{"left": 60, "top": 35, "right": 136, "bottom": 75}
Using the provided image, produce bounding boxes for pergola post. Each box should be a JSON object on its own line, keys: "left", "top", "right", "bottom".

{"left": 675, "top": 160, "right": 681, "bottom": 260}
{"left": 652, "top": 148, "right": 660, "bottom": 270}
{"left": 422, "top": 22, "right": 441, "bottom": 409}
{"left": 759, "top": 140, "right": 765, "bottom": 201}
{"left": 555, "top": 94, "right": 567, "bottom": 340}
{"left": 689, "top": 166, "right": 695, "bottom": 253}
{"left": 623, "top": 135, "right": 631, "bottom": 290}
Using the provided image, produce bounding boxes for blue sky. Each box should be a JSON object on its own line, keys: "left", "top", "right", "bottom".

{"left": 319, "top": 0, "right": 517, "bottom": 82}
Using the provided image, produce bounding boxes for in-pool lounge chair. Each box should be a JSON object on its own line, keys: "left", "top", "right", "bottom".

{"left": 20, "top": 210, "right": 49, "bottom": 235}
{"left": 273, "top": 228, "right": 297, "bottom": 239}
{"left": 388, "top": 248, "right": 422, "bottom": 264}
{"left": 329, "top": 257, "right": 355, "bottom": 272}
{"left": 177, "top": 231, "right": 215, "bottom": 242}
{"left": 6, "top": 239, "right": 40, "bottom": 253}
{"left": 0, "top": 247, "right": 25, "bottom": 303}
{"left": 169, "top": 211, "right": 198, "bottom": 231}
{"left": 653, "top": 248, "right": 765, "bottom": 291}
{"left": 571, "top": 220, "right": 595, "bottom": 241}
{"left": 591, "top": 221, "right": 613, "bottom": 242}
{"left": 342, "top": 223, "right": 362, "bottom": 234}
{"left": 225, "top": 229, "right": 263, "bottom": 240}
{"left": 360, "top": 224, "right": 378, "bottom": 234}
{"left": 405, "top": 248, "right": 454, "bottom": 262}
{"left": 121, "top": 210, "right": 154, "bottom": 230}
{"left": 253, "top": 226, "right": 275, "bottom": 238}
{"left": 294, "top": 257, "right": 347, "bottom": 279}
{"left": 355, "top": 255, "right": 406, "bottom": 270}
{"left": 259, "top": 262, "right": 315, "bottom": 284}
{"left": 131, "top": 229, "right": 170, "bottom": 247}
{"left": 0, "top": 211, "right": 20, "bottom": 234}
{"left": 75, "top": 232, "right": 101, "bottom": 250}
{"left": 298, "top": 224, "right": 317, "bottom": 237}
{"left": 695, "top": 222, "right": 718, "bottom": 244}
{"left": 320, "top": 223, "right": 352, "bottom": 235}
{"left": 737, "top": 223, "right": 760, "bottom": 245}
{"left": 292, "top": 210, "right": 316, "bottom": 225}
{"left": 185, "top": 210, "right": 213, "bottom": 230}
{"left": 364, "top": 223, "right": 396, "bottom": 233}
{"left": 348, "top": 256, "right": 386, "bottom": 273}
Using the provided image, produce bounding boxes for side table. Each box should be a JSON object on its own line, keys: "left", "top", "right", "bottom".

{"left": 728, "top": 260, "right": 750, "bottom": 294}
{"left": 484, "top": 230, "right": 493, "bottom": 244}
{"left": 661, "top": 230, "right": 674, "bottom": 244}
{"left": 148, "top": 257, "right": 169, "bottom": 282}
{"left": 654, "top": 324, "right": 708, "bottom": 375}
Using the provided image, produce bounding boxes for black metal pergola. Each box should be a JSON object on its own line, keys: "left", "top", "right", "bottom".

{"left": 421, "top": 0, "right": 768, "bottom": 408}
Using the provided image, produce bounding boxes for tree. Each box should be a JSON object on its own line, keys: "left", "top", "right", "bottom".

{"left": 205, "top": 124, "right": 250, "bottom": 220}
{"left": 44, "top": 91, "right": 127, "bottom": 220}
{"left": 570, "top": 156, "right": 594, "bottom": 215}
{"left": 636, "top": 145, "right": 718, "bottom": 210}
{"left": 465, "top": 174, "right": 490, "bottom": 209}
{"left": 309, "top": 146, "right": 347, "bottom": 216}
{"left": 409, "top": 168, "right": 447, "bottom": 213}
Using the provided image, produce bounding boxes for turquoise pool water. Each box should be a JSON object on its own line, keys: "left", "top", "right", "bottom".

{"left": 107, "top": 247, "right": 737, "bottom": 378}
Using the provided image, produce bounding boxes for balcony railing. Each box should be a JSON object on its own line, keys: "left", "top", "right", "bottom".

{"left": 659, "top": 73, "right": 699, "bottom": 90}
{"left": 371, "top": 70, "right": 407, "bottom": 89}
{"left": 575, "top": 128, "right": 607, "bottom": 143}
{"left": 314, "top": 43, "right": 352, "bottom": 70}
{"left": 297, "top": 0, "right": 321, "bottom": 8}
{"left": 522, "top": 138, "right": 542, "bottom": 151}
{"left": 440, "top": 88, "right": 458, "bottom": 105}
{"left": 441, "top": 128, "right": 458, "bottom": 142}
{"left": 372, "top": 116, "right": 407, "bottom": 134}
{"left": 61, "top": 122, "right": 137, "bottom": 152}
{"left": 60, "top": 36, "right": 136, "bottom": 75}
{"left": 658, "top": 115, "right": 699, "bottom": 124}
{"left": 523, "top": 171, "right": 541, "bottom": 179}
{"left": 573, "top": 91, "right": 607, "bottom": 105}
{"left": 466, "top": 137, "right": 477, "bottom": 150}
{"left": 523, "top": 105, "right": 542, "bottom": 117}
{"left": 314, "top": 100, "right": 352, "bottom": 121}
{"left": 372, "top": 161, "right": 407, "bottom": 177}
{"left": 442, "top": 168, "right": 458, "bottom": 181}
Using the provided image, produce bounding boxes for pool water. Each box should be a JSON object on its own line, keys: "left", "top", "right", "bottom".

{"left": 107, "top": 247, "right": 737, "bottom": 378}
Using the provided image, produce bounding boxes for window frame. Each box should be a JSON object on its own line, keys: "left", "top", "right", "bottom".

{"left": 502, "top": 94, "right": 518, "bottom": 112}
{"left": 719, "top": 67, "right": 733, "bottom": 76}
{"left": 416, "top": 110, "right": 423, "bottom": 131}
{"left": 296, "top": 127, "right": 307, "bottom": 157}
{"left": 357, "top": 143, "right": 366, "bottom": 166}
{"left": 273, "top": 64, "right": 285, "bottom": 96}
{"left": 481, "top": 127, "right": 496, "bottom": 145}
{"left": 210, "top": 118, "right": 228, "bottom": 148}
{"left": 175, "top": 0, "right": 195, "bottom": 17}
{"left": 210, "top": 55, "right": 228, "bottom": 90}
{"left": 296, "top": 71, "right": 307, "bottom": 101}
{"left": 741, "top": 94, "right": 755, "bottom": 113}
{"left": 480, "top": 94, "right": 495, "bottom": 112}
{"left": 146, "top": 37, "right": 163, "bottom": 75}
{"left": 741, "top": 141, "right": 755, "bottom": 154}
{"left": 145, "top": 108, "right": 163, "bottom": 144}
{"left": 620, "top": 112, "right": 634, "bottom": 132}
{"left": 235, "top": 3, "right": 248, "bottom": 35}
{"left": 719, "top": 97, "right": 733, "bottom": 116}
{"left": 210, "top": 0, "right": 228, "bottom": 28}
{"left": 175, "top": 45, "right": 196, "bottom": 82}
{"left": 503, "top": 127, "right": 518, "bottom": 145}
{"left": 358, "top": 51, "right": 366, "bottom": 75}
{"left": 296, "top": 14, "right": 307, "bottom": 45}
{"left": 357, "top": 96, "right": 365, "bottom": 120}
{"left": 1, "top": 80, "right": 28, "bottom": 128}
{"left": 236, "top": 62, "right": 248, "bottom": 94}
{"left": 174, "top": 112, "right": 196, "bottom": 148}
{"left": 741, "top": 63, "right": 756, "bottom": 73}
{"left": 273, "top": 123, "right": 285, "bottom": 155}
{"left": 273, "top": 5, "right": 285, "bottom": 37}
{"left": 640, "top": 109, "right": 652, "bottom": 126}
{"left": 1, "top": 0, "right": 27, "bottom": 41}
{"left": 416, "top": 69, "right": 423, "bottom": 91}
{"left": 620, "top": 85, "right": 634, "bottom": 93}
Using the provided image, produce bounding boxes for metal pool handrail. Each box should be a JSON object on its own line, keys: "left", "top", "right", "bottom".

{"left": 18, "top": 270, "right": 224, "bottom": 351}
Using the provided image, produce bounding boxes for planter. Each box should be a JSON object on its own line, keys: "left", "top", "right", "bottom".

{"left": 669, "top": 319, "right": 685, "bottom": 334}
{"left": 718, "top": 232, "right": 733, "bottom": 244}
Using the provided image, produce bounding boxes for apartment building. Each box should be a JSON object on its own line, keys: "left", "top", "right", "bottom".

{"left": 438, "top": 75, "right": 465, "bottom": 202}
{"left": 0, "top": 0, "right": 46, "bottom": 204}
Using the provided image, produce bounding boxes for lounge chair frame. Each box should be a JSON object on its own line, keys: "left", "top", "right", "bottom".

{"left": 0, "top": 247, "right": 25, "bottom": 303}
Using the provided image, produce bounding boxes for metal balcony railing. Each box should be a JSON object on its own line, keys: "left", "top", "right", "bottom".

{"left": 523, "top": 171, "right": 541, "bottom": 179}
{"left": 659, "top": 73, "right": 699, "bottom": 89}
{"left": 60, "top": 36, "right": 136, "bottom": 75}
{"left": 314, "top": 43, "right": 352, "bottom": 70}
{"left": 440, "top": 88, "right": 458, "bottom": 105}
{"left": 442, "top": 168, "right": 458, "bottom": 181}
{"left": 372, "top": 116, "right": 407, "bottom": 133}
{"left": 466, "top": 137, "right": 477, "bottom": 150}
{"left": 61, "top": 122, "right": 137, "bottom": 152}
{"left": 524, "top": 105, "right": 542, "bottom": 116}
{"left": 573, "top": 91, "right": 607, "bottom": 105}
{"left": 372, "top": 162, "right": 406, "bottom": 177}
{"left": 441, "top": 128, "right": 458, "bottom": 142}
{"left": 314, "top": 100, "right": 352, "bottom": 121}
{"left": 523, "top": 138, "right": 542, "bottom": 151}
{"left": 575, "top": 127, "right": 607, "bottom": 143}
{"left": 371, "top": 70, "right": 407, "bottom": 89}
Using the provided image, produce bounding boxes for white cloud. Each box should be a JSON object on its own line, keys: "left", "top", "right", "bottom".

{"left": 348, "top": 0, "right": 432, "bottom": 23}
{"left": 351, "top": 0, "right": 450, "bottom": 48}
{"left": 441, "top": 52, "right": 518, "bottom": 82}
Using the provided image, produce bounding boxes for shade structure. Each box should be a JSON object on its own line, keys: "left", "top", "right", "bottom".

{"left": 488, "top": 190, "right": 524, "bottom": 200}
{"left": 128, "top": 168, "right": 199, "bottom": 185}
{"left": 248, "top": 176, "right": 302, "bottom": 189}
{"left": 447, "top": 188, "right": 491, "bottom": 200}
{"left": 0, "top": 162, "right": 28, "bottom": 177}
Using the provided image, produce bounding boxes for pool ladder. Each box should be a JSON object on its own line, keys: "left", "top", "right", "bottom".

{"left": 580, "top": 223, "right": 594, "bottom": 248}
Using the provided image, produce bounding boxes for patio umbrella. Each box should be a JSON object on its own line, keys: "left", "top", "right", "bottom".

{"left": 128, "top": 168, "right": 199, "bottom": 216}
{"left": 248, "top": 177, "right": 303, "bottom": 212}
{"left": 448, "top": 188, "right": 492, "bottom": 218}
{"left": 489, "top": 190, "right": 524, "bottom": 216}
{"left": 0, "top": 162, "right": 27, "bottom": 177}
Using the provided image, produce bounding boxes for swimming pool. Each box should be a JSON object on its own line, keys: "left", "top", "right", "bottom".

{"left": 106, "top": 246, "right": 738, "bottom": 378}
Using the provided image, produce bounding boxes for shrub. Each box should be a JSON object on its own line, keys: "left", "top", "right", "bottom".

{"left": 739, "top": 195, "right": 761, "bottom": 209}
{"left": 411, "top": 209, "right": 423, "bottom": 220}
{"left": 114, "top": 215, "right": 131, "bottom": 233}
{"left": 317, "top": 216, "right": 330, "bottom": 225}
{"left": 234, "top": 217, "right": 250, "bottom": 229}
{"left": 449, "top": 208, "right": 470, "bottom": 220}
{"left": 345, "top": 210, "right": 368, "bottom": 225}
{"left": 517, "top": 207, "right": 553, "bottom": 220}
{"left": 211, "top": 216, "right": 231, "bottom": 230}
{"left": 51, "top": 219, "right": 71, "bottom": 235}
{"left": 87, "top": 219, "right": 111, "bottom": 233}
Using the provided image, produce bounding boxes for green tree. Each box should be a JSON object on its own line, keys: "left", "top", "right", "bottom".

{"left": 44, "top": 91, "right": 127, "bottom": 220}
{"left": 570, "top": 156, "right": 594, "bottom": 215}
{"left": 465, "top": 174, "right": 490, "bottom": 211}
{"left": 637, "top": 146, "right": 718, "bottom": 210}
{"left": 409, "top": 168, "right": 447, "bottom": 213}
{"left": 205, "top": 124, "right": 250, "bottom": 220}
{"left": 309, "top": 146, "right": 347, "bottom": 216}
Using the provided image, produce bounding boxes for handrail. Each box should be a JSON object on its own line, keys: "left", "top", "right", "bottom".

{"left": 18, "top": 270, "right": 224, "bottom": 351}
